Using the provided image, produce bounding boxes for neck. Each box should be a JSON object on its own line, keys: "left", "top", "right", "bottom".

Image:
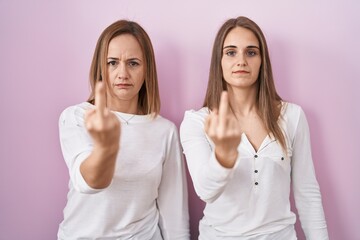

{"left": 107, "top": 96, "right": 139, "bottom": 114}
{"left": 227, "top": 85, "right": 258, "bottom": 117}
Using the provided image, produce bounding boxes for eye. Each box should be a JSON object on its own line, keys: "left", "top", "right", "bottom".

{"left": 107, "top": 60, "right": 118, "bottom": 66}
{"left": 128, "top": 61, "right": 140, "bottom": 67}
{"left": 246, "top": 49, "right": 259, "bottom": 57}
{"left": 225, "top": 50, "right": 237, "bottom": 57}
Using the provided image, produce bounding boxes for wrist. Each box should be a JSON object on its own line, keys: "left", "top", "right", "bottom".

{"left": 215, "top": 148, "right": 238, "bottom": 168}
{"left": 94, "top": 143, "right": 119, "bottom": 156}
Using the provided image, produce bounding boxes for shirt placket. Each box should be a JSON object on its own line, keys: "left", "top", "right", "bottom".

{"left": 253, "top": 153, "right": 260, "bottom": 192}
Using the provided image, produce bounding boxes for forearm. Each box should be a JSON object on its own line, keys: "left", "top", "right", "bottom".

{"left": 180, "top": 112, "right": 237, "bottom": 202}
{"left": 80, "top": 144, "right": 119, "bottom": 189}
{"left": 215, "top": 146, "right": 238, "bottom": 168}
{"left": 193, "top": 151, "right": 237, "bottom": 202}
{"left": 294, "top": 183, "right": 328, "bottom": 239}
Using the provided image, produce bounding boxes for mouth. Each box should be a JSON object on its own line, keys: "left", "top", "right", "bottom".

{"left": 233, "top": 70, "right": 249, "bottom": 74}
{"left": 114, "top": 83, "right": 133, "bottom": 89}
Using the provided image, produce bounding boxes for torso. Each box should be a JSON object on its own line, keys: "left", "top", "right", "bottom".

{"left": 237, "top": 113, "right": 268, "bottom": 152}
{"left": 58, "top": 102, "right": 176, "bottom": 239}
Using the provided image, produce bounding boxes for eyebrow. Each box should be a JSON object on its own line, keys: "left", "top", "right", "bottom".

{"left": 223, "top": 45, "right": 260, "bottom": 50}
{"left": 107, "top": 57, "right": 142, "bottom": 62}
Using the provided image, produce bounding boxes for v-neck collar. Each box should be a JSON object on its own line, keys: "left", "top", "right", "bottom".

{"left": 241, "top": 133, "right": 276, "bottom": 155}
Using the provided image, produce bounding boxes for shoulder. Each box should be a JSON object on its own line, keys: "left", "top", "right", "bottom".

{"left": 280, "top": 102, "right": 309, "bottom": 138}
{"left": 183, "top": 107, "right": 210, "bottom": 122}
{"left": 281, "top": 102, "right": 304, "bottom": 122}
{"left": 149, "top": 116, "right": 181, "bottom": 144}
{"left": 59, "top": 102, "right": 93, "bottom": 126}
{"left": 148, "top": 115, "right": 180, "bottom": 138}
{"left": 180, "top": 107, "right": 209, "bottom": 136}
{"left": 153, "top": 115, "right": 177, "bottom": 131}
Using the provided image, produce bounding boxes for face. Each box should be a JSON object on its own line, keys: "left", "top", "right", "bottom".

{"left": 221, "top": 27, "right": 261, "bottom": 90}
{"left": 106, "top": 34, "right": 145, "bottom": 110}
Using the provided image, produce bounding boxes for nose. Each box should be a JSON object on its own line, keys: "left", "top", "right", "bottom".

{"left": 117, "top": 62, "right": 129, "bottom": 80}
{"left": 236, "top": 52, "right": 247, "bottom": 66}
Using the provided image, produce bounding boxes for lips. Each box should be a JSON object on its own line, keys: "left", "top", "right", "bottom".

{"left": 114, "top": 83, "right": 133, "bottom": 89}
{"left": 233, "top": 70, "right": 249, "bottom": 74}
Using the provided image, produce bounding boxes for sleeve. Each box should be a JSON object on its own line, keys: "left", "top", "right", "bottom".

{"left": 291, "top": 107, "right": 329, "bottom": 240}
{"left": 179, "top": 110, "right": 238, "bottom": 203}
{"left": 59, "top": 106, "right": 102, "bottom": 194}
{"left": 156, "top": 125, "right": 190, "bottom": 240}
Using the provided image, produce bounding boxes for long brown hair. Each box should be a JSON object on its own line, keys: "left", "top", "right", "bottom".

{"left": 87, "top": 20, "right": 160, "bottom": 116}
{"left": 203, "top": 16, "right": 286, "bottom": 150}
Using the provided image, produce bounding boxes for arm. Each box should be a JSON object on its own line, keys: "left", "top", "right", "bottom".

{"left": 80, "top": 82, "right": 120, "bottom": 189}
{"left": 180, "top": 92, "right": 241, "bottom": 203}
{"left": 180, "top": 111, "right": 239, "bottom": 203}
{"left": 59, "top": 106, "right": 97, "bottom": 194}
{"left": 59, "top": 83, "right": 120, "bottom": 193}
{"left": 291, "top": 108, "right": 329, "bottom": 239}
{"left": 156, "top": 126, "right": 190, "bottom": 240}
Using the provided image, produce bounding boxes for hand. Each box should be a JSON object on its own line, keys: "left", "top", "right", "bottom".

{"left": 85, "top": 82, "right": 120, "bottom": 151}
{"left": 204, "top": 91, "right": 241, "bottom": 168}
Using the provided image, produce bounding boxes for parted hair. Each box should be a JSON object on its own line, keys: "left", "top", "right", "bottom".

{"left": 87, "top": 20, "right": 160, "bottom": 116}
{"left": 203, "top": 16, "right": 286, "bottom": 151}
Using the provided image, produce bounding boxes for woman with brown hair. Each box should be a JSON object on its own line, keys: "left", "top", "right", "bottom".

{"left": 180, "top": 16, "right": 328, "bottom": 239}
{"left": 58, "top": 20, "right": 189, "bottom": 239}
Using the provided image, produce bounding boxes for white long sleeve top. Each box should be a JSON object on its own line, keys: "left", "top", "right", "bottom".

{"left": 180, "top": 102, "right": 328, "bottom": 240}
{"left": 58, "top": 102, "right": 190, "bottom": 240}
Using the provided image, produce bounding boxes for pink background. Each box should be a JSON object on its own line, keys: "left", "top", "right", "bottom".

{"left": 1, "top": 0, "right": 359, "bottom": 239}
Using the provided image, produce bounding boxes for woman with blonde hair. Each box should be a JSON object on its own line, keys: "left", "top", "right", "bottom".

{"left": 180, "top": 16, "right": 328, "bottom": 239}
{"left": 58, "top": 20, "right": 189, "bottom": 240}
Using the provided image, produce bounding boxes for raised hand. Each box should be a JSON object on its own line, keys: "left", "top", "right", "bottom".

{"left": 204, "top": 91, "right": 241, "bottom": 168}
{"left": 81, "top": 82, "right": 121, "bottom": 189}
{"left": 85, "top": 82, "right": 121, "bottom": 150}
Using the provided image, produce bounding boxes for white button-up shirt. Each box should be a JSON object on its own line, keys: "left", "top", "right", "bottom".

{"left": 180, "top": 102, "right": 328, "bottom": 240}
